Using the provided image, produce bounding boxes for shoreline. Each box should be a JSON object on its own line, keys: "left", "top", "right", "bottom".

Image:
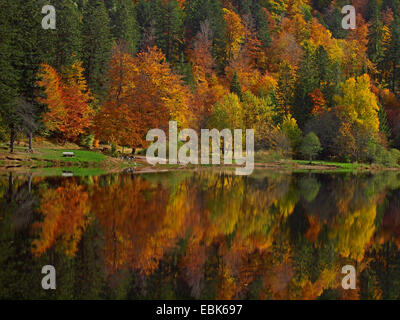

{"left": 1, "top": 158, "right": 399, "bottom": 176}
{"left": 1, "top": 145, "right": 399, "bottom": 175}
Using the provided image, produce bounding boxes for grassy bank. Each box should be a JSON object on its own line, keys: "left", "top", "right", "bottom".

{"left": 0, "top": 141, "right": 133, "bottom": 170}
{"left": 1, "top": 141, "right": 398, "bottom": 174}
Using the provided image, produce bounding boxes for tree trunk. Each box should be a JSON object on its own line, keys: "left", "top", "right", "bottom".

{"left": 28, "top": 132, "right": 33, "bottom": 152}
{"left": 9, "top": 123, "right": 15, "bottom": 153}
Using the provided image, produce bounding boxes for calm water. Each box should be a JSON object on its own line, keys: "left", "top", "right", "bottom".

{"left": 1, "top": 169, "right": 400, "bottom": 300}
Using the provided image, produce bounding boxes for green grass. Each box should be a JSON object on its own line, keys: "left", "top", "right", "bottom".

{"left": 36, "top": 149, "right": 107, "bottom": 163}
{"left": 292, "top": 160, "right": 366, "bottom": 170}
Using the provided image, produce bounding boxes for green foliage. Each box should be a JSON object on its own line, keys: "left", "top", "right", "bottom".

{"left": 300, "top": 132, "right": 322, "bottom": 162}
{"left": 79, "top": 134, "right": 95, "bottom": 148}
{"left": 109, "top": 0, "right": 140, "bottom": 54}
{"left": 82, "top": 0, "right": 112, "bottom": 101}
{"left": 42, "top": 0, "right": 83, "bottom": 70}
{"left": 367, "top": 139, "right": 400, "bottom": 167}
{"left": 111, "top": 143, "right": 118, "bottom": 157}
{"left": 378, "top": 103, "right": 392, "bottom": 140}
{"left": 279, "top": 114, "right": 302, "bottom": 154}
{"left": 0, "top": 0, "right": 18, "bottom": 127}
{"left": 230, "top": 72, "right": 242, "bottom": 99}
{"left": 386, "top": 13, "right": 400, "bottom": 93}
{"left": 209, "top": 93, "right": 243, "bottom": 130}
{"left": 292, "top": 45, "right": 319, "bottom": 128}
{"left": 184, "top": 0, "right": 227, "bottom": 69}
{"left": 156, "top": 0, "right": 185, "bottom": 63}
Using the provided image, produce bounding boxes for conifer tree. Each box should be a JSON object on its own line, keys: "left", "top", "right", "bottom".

{"left": 82, "top": 0, "right": 112, "bottom": 101}
{"left": 230, "top": 71, "right": 243, "bottom": 100}
{"left": 109, "top": 0, "right": 140, "bottom": 54}
{"left": 292, "top": 46, "right": 319, "bottom": 128}
{"left": 185, "top": 0, "right": 227, "bottom": 69}
{"left": 55, "top": 0, "right": 83, "bottom": 70}
{"left": 156, "top": 0, "right": 185, "bottom": 63}
{"left": 0, "top": 0, "right": 18, "bottom": 150}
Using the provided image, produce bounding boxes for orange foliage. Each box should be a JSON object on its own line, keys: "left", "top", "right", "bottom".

{"left": 310, "top": 89, "right": 326, "bottom": 115}
{"left": 38, "top": 62, "right": 93, "bottom": 142}
{"left": 95, "top": 45, "right": 192, "bottom": 147}
{"left": 32, "top": 180, "right": 91, "bottom": 256}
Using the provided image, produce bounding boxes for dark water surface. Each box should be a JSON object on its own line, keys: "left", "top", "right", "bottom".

{"left": 1, "top": 169, "right": 400, "bottom": 300}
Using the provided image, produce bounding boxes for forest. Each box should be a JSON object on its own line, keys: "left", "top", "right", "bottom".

{"left": 1, "top": 0, "right": 400, "bottom": 166}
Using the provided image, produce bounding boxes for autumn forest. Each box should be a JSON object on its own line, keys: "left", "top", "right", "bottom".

{"left": 2, "top": 0, "right": 400, "bottom": 302}
{"left": 1, "top": 0, "right": 400, "bottom": 165}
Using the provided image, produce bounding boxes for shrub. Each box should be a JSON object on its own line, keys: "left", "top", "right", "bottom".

{"left": 279, "top": 114, "right": 302, "bottom": 155}
{"left": 79, "top": 134, "right": 95, "bottom": 148}
{"left": 368, "top": 141, "right": 400, "bottom": 167}
{"left": 300, "top": 132, "right": 322, "bottom": 163}
{"left": 111, "top": 143, "right": 118, "bottom": 157}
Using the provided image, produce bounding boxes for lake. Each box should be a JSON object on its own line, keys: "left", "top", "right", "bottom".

{"left": 1, "top": 169, "right": 400, "bottom": 300}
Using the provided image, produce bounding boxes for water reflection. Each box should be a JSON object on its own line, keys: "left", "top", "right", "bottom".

{"left": 1, "top": 170, "right": 400, "bottom": 300}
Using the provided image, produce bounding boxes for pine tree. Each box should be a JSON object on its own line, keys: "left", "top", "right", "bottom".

{"left": 367, "top": 0, "right": 386, "bottom": 80}
{"left": 314, "top": 46, "right": 343, "bottom": 107}
{"left": 378, "top": 103, "right": 392, "bottom": 140}
{"left": 0, "top": 0, "right": 18, "bottom": 151}
{"left": 230, "top": 71, "right": 243, "bottom": 100}
{"left": 249, "top": 0, "right": 271, "bottom": 48}
{"left": 11, "top": 0, "right": 45, "bottom": 151}
{"left": 276, "top": 62, "right": 296, "bottom": 119}
{"left": 292, "top": 45, "right": 319, "bottom": 128}
{"left": 324, "top": 5, "right": 348, "bottom": 39}
{"left": 156, "top": 0, "right": 185, "bottom": 63}
{"left": 55, "top": 0, "right": 83, "bottom": 70}
{"left": 109, "top": 0, "right": 140, "bottom": 54}
{"left": 82, "top": 0, "right": 112, "bottom": 102}
{"left": 386, "top": 13, "right": 400, "bottom": 93}
{"left": 185, "top": 0, "right": 227, "bottom": 69}
{"left": 136, "top": 0, "right": 162, "bottom": 49}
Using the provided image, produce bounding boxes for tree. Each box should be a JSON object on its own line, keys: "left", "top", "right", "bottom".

{"left": 95, "top": 45, "right": 192, "bottom": 149}
{"left": 222, "top": 8, "right": 245, "bottom": 61}
{"left": 82, "top": 0, "right": 113, "bottom": 101}
{"left": 109, "top": 0, "right": 140, "bottom": 54}
{"left": 209, "top": 93, "right": 243, "bottom": 130}
{"left": 334, "top": 74, "right": 380, "bottom": 134}
{"left": 184, "top": 0, "right": 227, "bottom": 69}
{"left": 279, "top": 114, "right": 302, "bottom": 155}
{"left": 156, "top": 0, "right": 185, "bottom": 63}
{"left": 230, "top": 71, "right": 243, "bottom": 99}
{"left": 386, "top": 13, "right": 400, "bottom": 93}
{"left": 0, "top": 0, "right": 18, "bottom": 152}
{"left": 292, "top": 45, "right": 319, "bottom": 128}
{"left": 276, "top": 62, "right": 296, "bottom": 120}
{"left": 38, "top": 62, "right": 93, "bottom": 142}
{"left": 44, "top": 0, "right": 83, "bottom": 71}
{"left": 378, "top": 103, "right": 392, "bottom": 141}
{"left": 300, "top": 132, "right": 322, "bottom": 163}
{"left": 94, "top": 45, "right": 142, "bottom": 147}
{"left": 4, "top": 0, "right": 45, "bottom": 152}
{"left": 241, "top": 91, "right": 276, "bottom": 149}
{"left": 15, "top": 98, "right": 38, "bottom": 152}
